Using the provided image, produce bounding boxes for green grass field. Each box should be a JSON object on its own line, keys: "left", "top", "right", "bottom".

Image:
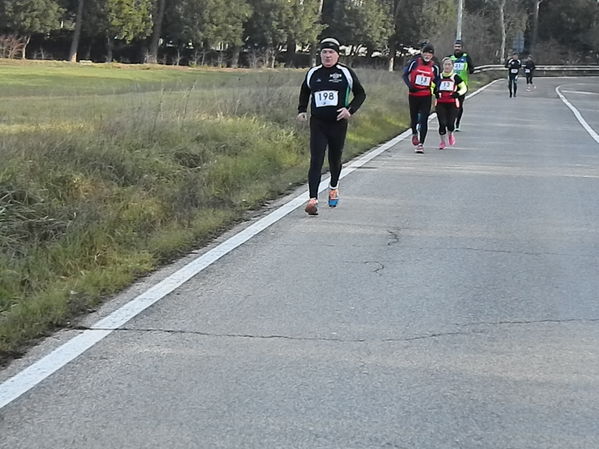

{"left": 0, "top": 60, "right": 416, "bottom": 361}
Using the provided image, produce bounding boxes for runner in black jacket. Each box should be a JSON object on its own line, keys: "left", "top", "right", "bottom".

{"left": 505, "top": 53, "right": 522, "bottom": 98}
{"left": 524, "top": 55, "right": 536, "bottom": 90}
{"left": 298, "top": 38, "right": 366, "bottom": 215}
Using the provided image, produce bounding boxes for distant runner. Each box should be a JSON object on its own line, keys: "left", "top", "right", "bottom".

{"left": 403, "top": 43, "right": 440, "bottom": 153}
{"left": 297, "top": 38, "right": 366, "bottom": 216}
{"left": 505, "top": 52, "right": 521, "bottom": 98}
{"left": 524, "top": 55, "right": 536, "bottom": 91}
{"left": 434, "top": 57, "right": 467, "bottom": 150}
{"left": 449, "top": 39, "right": 475, "bottom": 131}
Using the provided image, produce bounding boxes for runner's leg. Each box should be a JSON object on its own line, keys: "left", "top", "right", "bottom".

{"left": 417, "top": 96, "right": 432, "bottom": 144}
{"left": 326, "top": 120, "right": 348, "bottom": 189}
{"left": 308, "top": 117, "right": 328, "bottom": 199}
{"left": 409, "top": 96, "right": 419, "bottom": 136}
{"left": 437, "top": 103, "right": 449, "bottom": 135}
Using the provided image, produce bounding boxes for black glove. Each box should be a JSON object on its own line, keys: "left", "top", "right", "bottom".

{"left": 434, "top": 91, "right": 440, "bottom": 99}
{"left": 451, "top": 92, "right": 460, "bottom": 99}
{"left": 409, "top": 86, "right": 418, "bottom": 93}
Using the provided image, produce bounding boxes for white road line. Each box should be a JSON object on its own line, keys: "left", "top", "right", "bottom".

{"left": 0, "top": 79, "right": 498, "bottom": 410}
{"left": 556, "top": 85, "right": 599, "bottom": 145}
{"left": 560, "top": 90, "right": 599, "bottom": 96}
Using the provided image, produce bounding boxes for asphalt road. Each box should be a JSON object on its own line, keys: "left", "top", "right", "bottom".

{"left": 1, "top": 77, "right": 599, "bottom": 449}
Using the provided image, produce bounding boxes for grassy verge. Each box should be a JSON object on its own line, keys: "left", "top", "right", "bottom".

{"left": 0, "top": 62, "right": 413, "bottom": 362}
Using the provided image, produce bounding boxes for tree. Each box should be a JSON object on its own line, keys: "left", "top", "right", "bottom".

{"left": 1, "top": 0, "right": 64, "bottom": 58}
{"left": 244, "top": 0, "right": 291, "bottom": 67}
{"left": 68, "top": 0, "right": 86, "bottom": 62}
{"left": 147, "top": 0, "right": 166, "bottom": 63}
{"left": 485, "top": 0, "right": 527, "bottom": 62}
{"left": 327, "top": 0, "right": 393, "bottom": 64}
{"left": 163, "top": 0, "right": 250, "bottom": 66}
{"left": 284, "top": 0, "right": 323, "bottom": 67}
{"left": 104, "top": 0, "right": 153, "bottom": 61}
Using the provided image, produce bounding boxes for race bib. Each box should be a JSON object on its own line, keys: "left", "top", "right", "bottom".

{"left": 314, "top": 90, "right": 338, "bottom": 107}
{"left": 415, "top": 74, "right": 431, "bottom": 87}
{"left": 511, "top": 68, "right": 519, "bottom": 74}
{"left": 525, "top": 68, "right": 531, "bottom": 73}
{"left": 439, "top": 80, "right": 455, "bottom": 91}
{"left": 453, "top": 62, "right": 465, "bottom": 71}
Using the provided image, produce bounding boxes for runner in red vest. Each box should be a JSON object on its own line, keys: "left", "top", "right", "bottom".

{"left": 434, "top": 57, "right": 468, "bottom": 149}
{"left": 403, "top": 43, "right": 440, "bottom": 153}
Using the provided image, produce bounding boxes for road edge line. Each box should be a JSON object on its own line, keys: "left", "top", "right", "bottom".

{"left": 556, "top": 85, "right": 599, "bottom": 145}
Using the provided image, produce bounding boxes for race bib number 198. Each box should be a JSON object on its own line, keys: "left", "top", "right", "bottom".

{"left": 314, "top": 90, "right": 338, "bottom": 107}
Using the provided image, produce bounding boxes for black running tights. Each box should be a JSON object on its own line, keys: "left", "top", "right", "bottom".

{"left": 508, "top": 76, "right": 518, "bottom": 96}
{"left": 308, "top": 117, "right": 348, "bottom": 199}
{"left": 409, "top": 95, "right": 432, "bottom": 144}
{"left": 436, "top": 102, "right": 458, "bottom": 135}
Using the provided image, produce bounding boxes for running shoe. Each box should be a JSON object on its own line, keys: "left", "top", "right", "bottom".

{"left": 439, "top": 141, "right": 446, "bottom": 150}
{"left": 415, "top": 144, "right": 424, "bottom": 154}
{"left": 448, "top": 133, "right": 456, "bottom": 146}
{"left": 328, "top": 188, "right": 339, "bottom": 207}
{"left": 411, "top": 134, "right": 420, "bottom": 146}
{"left": 305, "top": 198, "right": 318, "bottom": 215}
{"left": 455, "top": 126, "right": 461, "bottom": 132}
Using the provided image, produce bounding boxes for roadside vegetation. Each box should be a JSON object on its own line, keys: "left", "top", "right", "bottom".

{"left": 0, "top": 61, "right": 415, "bottom": 362}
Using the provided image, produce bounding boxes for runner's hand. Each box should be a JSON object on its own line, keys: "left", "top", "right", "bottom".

{"left": 297, "top": 112, "right": 308, "bottom": 122}
{"left": 336, "top": 108, "right": 351, "bottom": 121}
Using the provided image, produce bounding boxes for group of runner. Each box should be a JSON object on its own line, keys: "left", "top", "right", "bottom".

{"left": 401, "top": 40, "right": 474, "bottom": 153}
{"left": 505, "top": 53, "right": 536, "bottom": 97}
{"left": 296, "top": 37, "right": 534, "bottom": 215}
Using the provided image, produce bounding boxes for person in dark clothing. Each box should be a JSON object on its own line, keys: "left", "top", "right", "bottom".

{"left": 297, "top": 38, "right": 366, "bottom": 215}
{"left": 449, "top": 39, "right": 475, "bottom": 131}
{"left": 505, "top": 52, "right": 522, "bottom": 98}
{"left": 403, "top": 43, "right": 440, "bottom": 153}
{"left": 524, "top": 55, "right": 536, "bottom": 90}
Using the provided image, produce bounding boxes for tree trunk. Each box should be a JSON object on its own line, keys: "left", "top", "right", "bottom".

{"left": 230, "top": 45, "right": 241, "bottom": 68}
{"left": 286, "top": 38, "right": 296, "bottom": 68}
{"left": 148, "top": 0, "right": 166, "bottom": 64}
{"left": 22, "top": 36, "right": 31, "bottom": 59}
{"left": 106, "top": 35, "right": 114, "bottom": 62}
{"left": 84, "top": 42, "right": 92, "bottom": 60}
{"left": 531, "top": 0, "right": 542, "bottom": 55}
{"left": 499, "top": 0, "right": 507, "bottom": 63}
{"left": 388, "top": 39, "right": 396, "bottom": 72}
{"left": 310, "top": 0, "right": 325, "bottom": 66}
{"left": 68, "top": 0, "right": 85, "bottom": 62}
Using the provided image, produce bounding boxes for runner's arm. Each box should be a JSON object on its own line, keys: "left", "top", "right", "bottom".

{"left": 455, "top": 74, "right": 467, "bottom": 96}
{"left": 402, "top": 60, "right": 416, "bottom": 91}
{"left": 347, "top": 68, "right": 366, "bottom": 114}
{"left": 298, "top": 77, "right": 311, "bottom": 114}
{"left": 466, "top": 54, "right": 475, "bottom": 74}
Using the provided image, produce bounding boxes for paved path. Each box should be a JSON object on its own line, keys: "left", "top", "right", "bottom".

{"left": 2, "top": 77, "right": 599, "bottom": 449}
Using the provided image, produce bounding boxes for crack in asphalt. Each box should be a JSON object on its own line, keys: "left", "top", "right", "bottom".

{"left": 457, "top": 317, "right": 599, "bottom": 328}
{"left": 364, "top": 261, "right": 385, "bottom": 275}
{"left": 75, "top": 325, "right": 488, "bottom": 344}
{"left": 387, "top": 230, "right": 400, "bottom": 246}
{"left": 71, "top": 318, "right": 599, "bottom": 345}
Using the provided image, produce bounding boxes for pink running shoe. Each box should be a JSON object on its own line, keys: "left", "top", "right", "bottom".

{"left": 439, "top": 141, "right": 446, "bottom": 150}
{"left": 448, "top": 133, "right": 456, "bottom": 146}
{"left": 411, "top": 134, "right": 420, "bottom": 146}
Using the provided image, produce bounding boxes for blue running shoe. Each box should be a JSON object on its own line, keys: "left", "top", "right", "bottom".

{"left": 328, "top": 188, "right": 339, "bottom": 207}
